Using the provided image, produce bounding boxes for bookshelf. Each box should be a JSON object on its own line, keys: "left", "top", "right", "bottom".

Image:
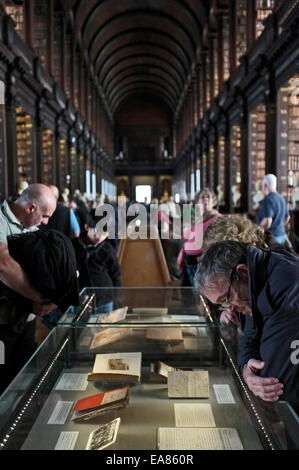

{"left": 70, "top": 145, "right": 77, "bottom": 190}
{"left": 209, "top": 146, "right": 215, "bottom": 189}
{"left": 16, "top": 107, "right": 34, "bottom": 184}
{"left": 205, "top": 53, "right": 211, "bottom": 110}
{"left": 65, "top": 34, "right": 72, "bottom": 101}
{"left": 236, "top": 0, "right": 248, "bottom": 66}
{"left": 53, "top": 12, "right": 62, "bottom": 85}
{"left": 59, "top": 138, "right": 68, "bottom": 189}
{"left": 277, "top": 75, "right": 299, "bottom": 206}
{"left": 230, "top": 124, "right": 242, "bottom": 208}
{"left": 222, "top": 15, "right": 230, "bottom": 82}
{"left": 199, "top": 70, "right": 204, "bottom": 120}
{"left": 218, "top": 136, "right": 226, "bottom": 206}
{"left": 213, "top": 38, "right": 219, "bottom": 98}
{"left": 202, "top": 152, "right": 207, "bottom": 188}
{"left": 79, "top": 154, "right": 85, "bottom": 191}
{"left": 249, "top": 104, "right": 266, "bottom": 205}
{"left": 256, "top": 0, "right": 275, "bottom": 39}
{"left": 74, "top": 53, "right": 80, "bottom": 110}
{"left": 5, "top": 1, "right": 25, "bottom": 39}
{"left": 33, "top": 0, "right": 48, "bottom": 68}
{"left": 42, "top": 129, "right": 54, "bottom": 185}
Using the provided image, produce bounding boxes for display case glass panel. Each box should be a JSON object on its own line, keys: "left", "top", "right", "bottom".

{"left": 230, "top": 124, "right": 242, "bottom": 209}
{"left": 236, "top": 0, "right": 248, "bottom": 67}
{"left": 59, "top": 287, "right": 213, "bottom": 326}
{"left": 16, "top": 107, "right": 34, "bottom": 184}
{"left": 5, "top": 1, "right": 25, "bottom": 39}
{"left": 277, "top": 74, "right": 299, "bottom": 206}
{"left": 0, "top": 318, "right": 298, "bottom": 450}
{"left": 42, "top": 129, "right": 54, "bottom": 185}
{"left": 256, "top": 0, "right": 275, "bottom": 39}
{"left": 248, "top": 104, "right": 266, "bottom": 209}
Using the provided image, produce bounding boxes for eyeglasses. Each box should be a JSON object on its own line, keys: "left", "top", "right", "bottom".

{"left": 221, "top": 267, "right": 237, "bottom": 308}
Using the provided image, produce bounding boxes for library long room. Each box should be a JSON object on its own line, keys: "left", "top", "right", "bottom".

{"left": 0, "top": 0, "right": 298, "bottom": 453}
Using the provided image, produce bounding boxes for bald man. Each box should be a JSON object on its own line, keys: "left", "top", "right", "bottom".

{"left": 0, "top": 184, "right": 57, "bottom": 314}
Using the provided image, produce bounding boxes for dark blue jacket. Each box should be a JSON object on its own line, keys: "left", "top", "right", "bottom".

{"left": 238, "top": 247, "right": 299, "bottom": 412}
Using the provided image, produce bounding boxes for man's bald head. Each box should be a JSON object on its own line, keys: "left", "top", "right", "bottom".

{"left": 48, "top": 185, "right": 60, "bottom": 200}
{"left": 16, "top": 184, "right": 57, "bottom": 228}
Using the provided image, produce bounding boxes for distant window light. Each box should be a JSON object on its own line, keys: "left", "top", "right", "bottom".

{"left": 135, "top": 185, "right": 152, "bottom": 203}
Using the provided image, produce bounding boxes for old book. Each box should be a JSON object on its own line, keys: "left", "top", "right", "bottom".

{"left": 157, "top": 361, "right": 176, "bottom": 379}
{"left": 146, "top": 327, "right": 183, "bottom": 344}
{"left": 72, "top": 386, "right": 129, "bottom": 422}
{"left": 150, "top": 361, "right": 176, "bottom": 382}
{"left": 86, "top": 418, "right": 121, "bottom": 450}
{"left": 90, "top": 327, "right": 132, "bottom": 350}
{"left": 168, "top": 370, "right": 209, "bottom": 398}
{"left": 96, "top": 306, "right": 128, "bottom": 323}
{"left": 87, "top": 352, "right": 142, "bottom": 383}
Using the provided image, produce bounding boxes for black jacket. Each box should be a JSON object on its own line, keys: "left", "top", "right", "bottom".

{"left": 0, "top": 230, "right": 79, "bottom": 333}
{"left": 238, "top": 247, "right": 299, "bottom": 411}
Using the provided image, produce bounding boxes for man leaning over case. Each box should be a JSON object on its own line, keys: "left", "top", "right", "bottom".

{"left": 194, "top": 240, "right": 299, "bottom": 414}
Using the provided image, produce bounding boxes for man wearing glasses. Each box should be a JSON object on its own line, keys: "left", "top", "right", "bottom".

{"left": 194, "top": 240, "right": 299, "bottom": 413}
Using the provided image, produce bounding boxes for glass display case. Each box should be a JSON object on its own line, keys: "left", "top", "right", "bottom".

{"left": 59, "top": 287, "right": 213, "bottom": 326}
{"left": 0, "top": 316, "right": 298, "bottom": 451}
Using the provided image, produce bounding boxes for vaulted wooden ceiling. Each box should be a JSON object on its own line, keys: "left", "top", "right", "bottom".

{"left": 67, "top": 0, "right": 208, "bottom": 118}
